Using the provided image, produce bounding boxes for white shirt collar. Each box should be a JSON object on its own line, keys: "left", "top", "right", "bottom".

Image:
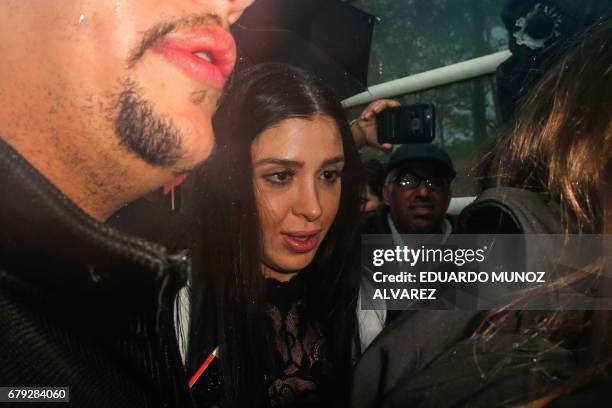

{"left": 387, "top": 213, "right": 452, "bottom": 245}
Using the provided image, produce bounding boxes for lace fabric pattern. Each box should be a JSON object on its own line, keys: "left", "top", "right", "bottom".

{"left": 265, "top": 280, "right": 332, "bottom": 407}
{"left": 192, "top": 276, "right": 333, "bottom": 408}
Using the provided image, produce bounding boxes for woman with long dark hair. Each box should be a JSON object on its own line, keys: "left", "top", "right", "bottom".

{"left": 187, "top": 63, "right": 362, "bottom": 407}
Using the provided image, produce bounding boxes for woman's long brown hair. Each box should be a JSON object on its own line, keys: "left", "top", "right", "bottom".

{"left": 476, "top": 17, "right": 612, "bottom": 406}
{"left": 485, "top": 18, "right": 611, "bottom": 233}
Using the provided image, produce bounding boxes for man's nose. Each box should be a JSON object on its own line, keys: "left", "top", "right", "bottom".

{"left": 205, "top": 0, "right": 256, "bottom": 25}
{"left": 414, "top": 181, "right": 431, "bottom": 197}
{"left": 292, "top": 181, "right": 322, "bottom": 222}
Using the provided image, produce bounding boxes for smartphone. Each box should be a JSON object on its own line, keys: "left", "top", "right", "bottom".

{"left": 376, "top": 104, "right": 435, "bottom": 144}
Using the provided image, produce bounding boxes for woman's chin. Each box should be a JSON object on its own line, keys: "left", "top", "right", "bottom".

{"left": 263, "top": 254, "right": 316, "bottom": 279}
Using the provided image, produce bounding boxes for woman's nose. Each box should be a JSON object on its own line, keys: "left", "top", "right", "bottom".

{"left": 292, "top": 182, "right": 322, "bottom": 222}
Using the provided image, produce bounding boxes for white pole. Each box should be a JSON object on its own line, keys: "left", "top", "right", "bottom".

{"left": 342, "top": 50, "right": 511, "bottom": 108}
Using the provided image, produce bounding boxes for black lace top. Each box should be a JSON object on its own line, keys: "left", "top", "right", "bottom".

{"left": 265, "top": 275, "right": 333, "bottom": 407}
{"left": 192, "top": 273, "right": 333, "bottom": 407}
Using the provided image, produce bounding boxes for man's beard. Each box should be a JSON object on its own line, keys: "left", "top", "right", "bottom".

{"left": 114, "top": 79, "right": 183, "bottom": 168}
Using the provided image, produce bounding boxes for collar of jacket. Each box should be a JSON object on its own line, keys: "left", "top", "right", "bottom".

{"left": 387, "top": 212, "right": 453, "bottom": 245}
{"left": 0, "top": 137, "right": 189, "bottom": 309}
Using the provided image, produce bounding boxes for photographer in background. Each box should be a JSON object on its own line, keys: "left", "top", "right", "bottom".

{"left": 352, "top": 99, "right": 455, "bottom": 237}
{"left": 363, "top": 144, "right": 455, "bottom": 237}
{"left": 352, "top": 99, "right": 456, "bottom": 350}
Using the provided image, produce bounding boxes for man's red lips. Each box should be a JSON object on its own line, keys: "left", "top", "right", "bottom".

{"left": 152, "top": 24, "right": 236, "bottom": 89}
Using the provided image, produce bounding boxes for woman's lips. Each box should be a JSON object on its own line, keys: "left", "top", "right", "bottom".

{"left": 152, "top": 25, "right": 236, "bottom": 90}
{"left": 281, "top": 231, "right": 321, "bottom": 253}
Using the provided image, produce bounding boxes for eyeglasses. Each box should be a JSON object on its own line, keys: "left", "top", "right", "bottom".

{"left": 394, "top": 173, "right": 448, "bottom": 192}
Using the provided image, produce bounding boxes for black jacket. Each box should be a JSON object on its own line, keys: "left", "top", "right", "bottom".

{"left": 0, "top": 138, "right": 194, "bottom": 407}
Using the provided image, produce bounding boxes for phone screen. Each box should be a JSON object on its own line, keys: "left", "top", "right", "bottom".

{"left": 376, "top": 104, "right": 435, "bottom": 144}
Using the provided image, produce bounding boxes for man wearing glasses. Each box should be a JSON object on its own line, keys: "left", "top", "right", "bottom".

{"left": 357, "top": 143, "right": 455, "bottom": 350}
{"left": 362, "top": 143, "right": 456, "bottom": 239}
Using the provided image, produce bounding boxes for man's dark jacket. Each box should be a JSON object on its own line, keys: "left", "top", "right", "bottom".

{"left": 0, "top": 139, "right": 194, "bottom": 407}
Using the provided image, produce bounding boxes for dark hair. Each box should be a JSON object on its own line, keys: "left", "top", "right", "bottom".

{"left": 188, "top": 63, "right": 361, "bottom": 407}
{"left": 477, "top": 18, "right": 612, "bottom": 405}
{"left": 362, "top": 159, "right": 385, "bottom": 200}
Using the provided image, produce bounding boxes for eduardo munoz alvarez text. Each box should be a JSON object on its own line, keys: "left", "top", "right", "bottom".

{"left": 368, "top": 246, "right": 546, "bottom": 301}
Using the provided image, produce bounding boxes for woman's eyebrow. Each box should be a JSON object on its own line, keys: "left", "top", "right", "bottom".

{"left": 321, "top": 155, "right": 345, "bottom": 167}
{"left": 254, "top": 158, "right": 304, "bottom": 167}
{"left": 254, "top": 155, "right": 345, "bottom": 167}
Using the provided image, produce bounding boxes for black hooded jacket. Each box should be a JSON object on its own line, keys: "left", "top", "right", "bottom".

{"left": 0, "top": 138, "right": 194, "bottom": 407}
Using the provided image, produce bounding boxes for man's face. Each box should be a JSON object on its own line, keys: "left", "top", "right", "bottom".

{"left": 383, "top": 160, "right": 451, "bottom": 233}
{"left": 2, "top": 0, "right": 254, "bottom": 174}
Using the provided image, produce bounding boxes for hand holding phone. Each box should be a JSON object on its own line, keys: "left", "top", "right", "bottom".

{"left": 350, "top": 99, "right": 401, "bottom": 151}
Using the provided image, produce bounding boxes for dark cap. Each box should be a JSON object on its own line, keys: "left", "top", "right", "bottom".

{"left": 387, "top": 143, "right": 456, "bottom": 180}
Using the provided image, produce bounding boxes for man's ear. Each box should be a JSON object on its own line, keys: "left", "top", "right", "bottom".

{"left": 382, "top": 184, "right": 391, "bottom": 206}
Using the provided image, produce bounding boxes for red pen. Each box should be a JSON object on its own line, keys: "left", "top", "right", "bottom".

{"left": 188, "top": 346, "right": 219, "bottom": 389}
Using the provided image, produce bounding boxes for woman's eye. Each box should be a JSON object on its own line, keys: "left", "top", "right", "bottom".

{"left": 321, "top": 170, "right": 341, "bottom": 183}
{"left": 264, "top": 171, "right": 294, "bottom": 185}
